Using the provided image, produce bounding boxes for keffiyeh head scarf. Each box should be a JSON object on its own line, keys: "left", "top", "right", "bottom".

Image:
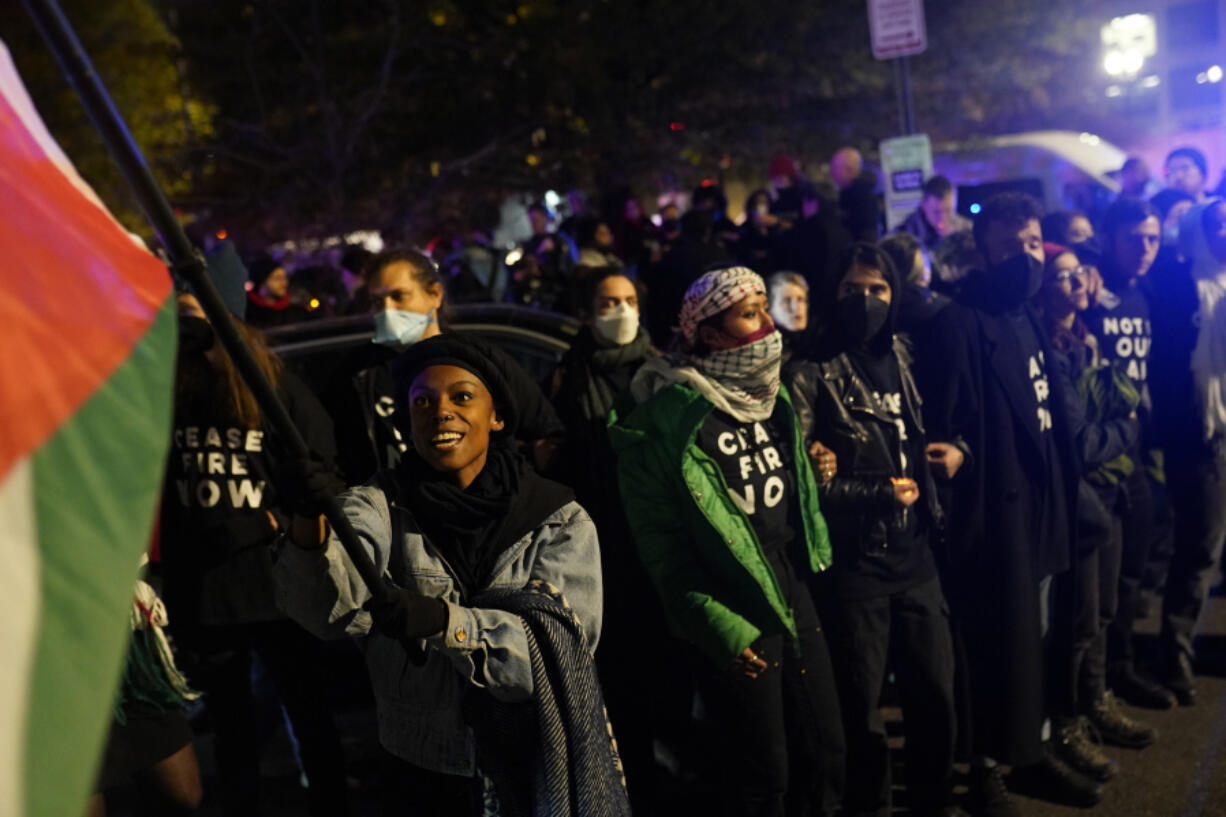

{"left": 635, "top": 266, "right": 782, "bottom": 422}
{"left": 678, "top": 266, "right": 764, "bottom": 344}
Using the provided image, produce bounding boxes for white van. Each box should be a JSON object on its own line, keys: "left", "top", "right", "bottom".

{"left": 932, "top": 130, "right": 1128, "bottom": 220}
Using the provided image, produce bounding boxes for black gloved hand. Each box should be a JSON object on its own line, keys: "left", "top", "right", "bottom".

{"left": 275, "top": 452, "right": 346, "bottom": 518}
{"left": 364, "top": 586, "right": 449, "bottom": 641}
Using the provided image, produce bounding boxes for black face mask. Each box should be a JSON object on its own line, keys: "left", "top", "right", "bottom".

{"left": 178, "top": 315, "right": 215, "bottom": 354}
{"left": 837, "top": 293, "right": 890, "bottom": 346}
{"left": 990, "top": 252, "right": 1044, "bottom": 310}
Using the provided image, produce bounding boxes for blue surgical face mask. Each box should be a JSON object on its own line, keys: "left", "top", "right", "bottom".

{"left": 372, "top": 308, "right": 434, "bottom": 347}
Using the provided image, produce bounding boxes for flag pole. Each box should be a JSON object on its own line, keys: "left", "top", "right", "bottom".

{"left": 21, "top": 0, "right": 388, "bottom": 602}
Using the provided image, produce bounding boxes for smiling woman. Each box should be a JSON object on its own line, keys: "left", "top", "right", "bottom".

{"left": 274, "top": 333, "right": 629, "bottom": 817}
{"left": 405, "top": 365, "right": 505, "bottom": 489}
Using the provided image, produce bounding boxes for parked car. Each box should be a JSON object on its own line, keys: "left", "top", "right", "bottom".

{"left": 264, "top": 303, "right": 581, "bottom": 393}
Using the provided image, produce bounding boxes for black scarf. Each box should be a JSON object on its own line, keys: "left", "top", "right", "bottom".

{"left": 395, "top": 444, "right": 574, "bottom": 596}
{"left": 562, "top": 326, "right": 653, "bottom": 423}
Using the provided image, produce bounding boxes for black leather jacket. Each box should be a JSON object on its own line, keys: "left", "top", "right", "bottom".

{"left": 784, "top": 338, "right": 943, "bottom": 550}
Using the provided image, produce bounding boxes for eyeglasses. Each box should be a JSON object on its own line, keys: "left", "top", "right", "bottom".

{"left": 1053, "top": 266, "right": 1092, "bottom": 283}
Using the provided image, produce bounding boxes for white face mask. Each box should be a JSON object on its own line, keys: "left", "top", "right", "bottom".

{"left": 372, "top": 307, "right": 434, "bottom": 347}
{"left": 592, "top": 301, "right": 640, "bottom": 346}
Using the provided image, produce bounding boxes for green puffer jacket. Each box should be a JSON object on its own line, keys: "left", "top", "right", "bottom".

{"left": 608, "top": 383, "right": 832, "bottom": 668}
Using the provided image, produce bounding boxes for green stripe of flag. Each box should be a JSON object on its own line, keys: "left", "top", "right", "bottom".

{"left": 25, "top": 294, "right": 176, "bottom": 817}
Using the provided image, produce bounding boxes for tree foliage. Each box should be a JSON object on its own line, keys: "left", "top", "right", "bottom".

{"left": 3, "top": 0, "right": 215, "bottom": 232}
{"left": 7, "top": 0, "right": 1124, "bottom": 244}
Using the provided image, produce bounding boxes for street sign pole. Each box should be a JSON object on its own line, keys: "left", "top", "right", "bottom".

{"left": 868, "top": 0, "right": 925, "bottom": 135}
{"left": 895, "top": 55, "right": 917, "bottom": 135}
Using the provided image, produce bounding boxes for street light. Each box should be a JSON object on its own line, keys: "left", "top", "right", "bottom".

{"left": 1101, "top": 13, "right": 1156, "bottom": 78}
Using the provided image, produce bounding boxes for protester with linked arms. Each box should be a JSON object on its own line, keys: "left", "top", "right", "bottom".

{"left": 611, "top": 265, "right": 845, "bottom": 816}
{"left": 785, "top": 242, "right": 961, "bottom": 817}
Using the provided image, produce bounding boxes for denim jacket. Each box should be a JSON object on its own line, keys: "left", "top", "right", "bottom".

{"left": 273, "top": 482, "right": 602, "bottom": 775}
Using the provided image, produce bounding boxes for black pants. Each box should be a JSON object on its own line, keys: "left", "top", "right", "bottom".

{"left": 1162, "top": 441, "right": 1226, "bottom": 666}
{"left": 1107, "top": 465, "right": 1152, "bottom": 670}
{"left": 821, "top": 577, "right": 956, "bottom": 816}
{"left": 693, "top": 583, "right": 845, "bottom": 817}
{"left": 380, "top": 753, "right": 481, "bottom": 817}
{"left": 1079, "top": 514, "right": 1123, "bottom": 705}
{"left": 177, "top": 619, "right": 348, "bottom": 817}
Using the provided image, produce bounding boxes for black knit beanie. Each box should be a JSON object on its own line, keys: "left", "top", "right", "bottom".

{"left": 390, "top": 333, "right": 519, "bottom": 437}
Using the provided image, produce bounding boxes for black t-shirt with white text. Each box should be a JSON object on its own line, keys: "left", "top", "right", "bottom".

{"left": 1009, "top": 311, "right": 1055, "bottom": 440}
{"left": 1006, "top": 310, "right": 1069, "bottom": 577}
{"left": 698, "top": 409, "right": 805, "bottom": 602}
{"left": 162, "top": 369, "right": 336, "bottom": 627}
{"left": 1086, "top": 283, "right": 1152, "bottom": 412}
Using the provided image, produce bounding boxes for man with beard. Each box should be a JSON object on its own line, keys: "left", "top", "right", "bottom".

{"left": 912, "top": 193, "right": 1083, "bottom": 815}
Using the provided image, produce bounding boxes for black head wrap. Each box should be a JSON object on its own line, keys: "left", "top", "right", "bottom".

{"left": 390, "top": 333, "right": 520, "bottom": 438}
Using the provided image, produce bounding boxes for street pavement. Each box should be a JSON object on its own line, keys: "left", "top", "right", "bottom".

{"left": 1010, "top": 590, "right": 1226, "bottom": 817}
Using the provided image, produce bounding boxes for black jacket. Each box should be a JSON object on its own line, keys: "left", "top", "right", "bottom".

{"left": 787, "top": 339, "right": 942, "bottom": 533}
{"left": 786, "top": 338, "right": 943, "bottom": 598}
{"left": 1143, "top": 254, "right": 1201, "bottom": 451}
{"left": 910, "top": 258, "right": 1081, "bottom": 766}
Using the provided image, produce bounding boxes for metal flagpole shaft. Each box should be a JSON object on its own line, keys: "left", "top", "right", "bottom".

{"left": 21, "top": 0, "right": 388, "bottom": 601}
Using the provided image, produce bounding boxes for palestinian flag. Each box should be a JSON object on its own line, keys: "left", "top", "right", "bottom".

{"left": 0, "top": 41, "right": 177, "bottom": 817}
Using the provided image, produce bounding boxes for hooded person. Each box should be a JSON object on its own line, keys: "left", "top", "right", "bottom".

{"left": 783, "top": 242, "right": 959, "bottom": 817}
{"left": 275, "top": 333, "right": 628, "bottom": 817}
{"left": 609, "top": 265, "right": 845, "bottom": 816}
{"left": 909, "top": 192, "right": 1086, "bottom": 811}
{"left": 1147, "top": 198, "right": 1226, "bottom": 706}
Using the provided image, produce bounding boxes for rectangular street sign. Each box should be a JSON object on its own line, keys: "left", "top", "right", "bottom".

{"left": 880, "top": 133, "right": 933, "bottom": 231}
{"left": 868, "top": 0, "right": 927, "bottom": 60}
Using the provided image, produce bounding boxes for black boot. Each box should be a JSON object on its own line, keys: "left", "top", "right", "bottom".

{"left": 1052, "top": 717, "right": 1116, "bottom": 782}
{"left": 966, "top": 765, "right": 1020, "bottom": 817}
{"left": 1087, "top": 691, "right": 1157, "bottom": 749}
{"left": 1108, "top": 664, "right": 1176, "bottom": 710}
{"left": 1166, "top": 652, "right": 1197, "bottom": 706}
{"left": 1008, "top": 743, "right": 1102, "bottom": 808}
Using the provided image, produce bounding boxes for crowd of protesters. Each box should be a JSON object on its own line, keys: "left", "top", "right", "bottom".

{"left": 100, "top": 143, "right": 1226, "bottom": 817}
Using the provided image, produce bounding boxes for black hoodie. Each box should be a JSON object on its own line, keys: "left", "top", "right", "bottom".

{"left": 785, "top": 246, "right": 939, "bottom": 599}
